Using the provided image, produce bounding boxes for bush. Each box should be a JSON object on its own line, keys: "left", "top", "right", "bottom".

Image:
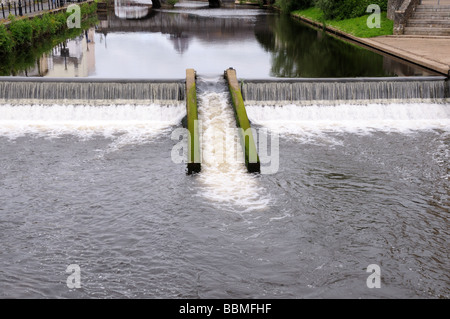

{"left": 0, "top": 25, "right": 13, "bottom": 53}
{"left": 81, "top": 2, "right": 98, "bottom": 16}
{"left": 30, "top": 13, "right": 67, "bottom": 39}
{"left": 316, "top": 0, "right": 388, "bottom": 20}
{"left": 41, "top": 13, "right": 61, "bottom": 35}
{"left": 32, "top": 16, "right": 45, "bottom": 39}
{"left": 276, "top": 0, "right": 312, "bottom": 12}
{"left": 9, "top": 17, "right": 33, "bottom": 47}
{"left": 55, "top": 11, "right": 67, "bottom": 28}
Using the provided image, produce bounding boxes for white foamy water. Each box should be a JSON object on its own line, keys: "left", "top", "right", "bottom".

{"left": 246, "top": 103, "right": 450, "bottom": 137}
{"left": 0, "top": 103, "right": 186, "bottom": 141}
{"left": 196, "top": 92, "right": 270, "bottom": 211}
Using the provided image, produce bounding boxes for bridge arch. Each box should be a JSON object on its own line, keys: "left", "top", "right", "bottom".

{"left": 151, "top": 0, "right": 223, "bottom": 8}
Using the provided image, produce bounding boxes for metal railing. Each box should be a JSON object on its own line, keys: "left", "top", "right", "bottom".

{"left": 1, "top": 0, "right": 86, "bottom": 20}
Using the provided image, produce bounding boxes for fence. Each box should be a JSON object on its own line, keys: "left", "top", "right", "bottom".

{"left": 1, "top": 0, "right": 87, "bottom": 20}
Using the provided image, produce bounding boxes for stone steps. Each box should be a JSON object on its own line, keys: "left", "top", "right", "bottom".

{"left": 412, "top": 12, "right": 450, "bottom": 18}
{"left": 420, "top": 0, "right": 450, "bottom": 3}
{"left": 415, "top": 5, "right": 450, "bottom": 12}
{"left": 407, "top": 19, "right": 450, "bottom": 27}
{"left": 405, "top": 4, "right": 450, "bottom": 36}
{"left": 404, "top": 27, "right": 450, "bottom": 35}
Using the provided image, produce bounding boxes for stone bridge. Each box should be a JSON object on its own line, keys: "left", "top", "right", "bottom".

{"left": 140, "top": 0, "right": 233, "bottom": 8}
{"left": 98, "top": 6, "right": 266, "bottom": 41}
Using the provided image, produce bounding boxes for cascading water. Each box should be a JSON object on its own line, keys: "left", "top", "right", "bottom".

{"left": 0, "top": 79, "right": 185, "bottom": 104}
{"left": 242, "top": 77, "right": 450, "bottom": 146}
{"left": 241, "top": 77, "right": 449, "bottom": 105}
{"left": 0, "top": 79, "right": 187, "bottom": 151}
{"left": 195, "top": 77, "right": 270, "bottom": 211}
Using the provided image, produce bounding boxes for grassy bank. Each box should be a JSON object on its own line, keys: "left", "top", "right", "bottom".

{"left": 291, "top": 7, "right": 393, "bottom": 38}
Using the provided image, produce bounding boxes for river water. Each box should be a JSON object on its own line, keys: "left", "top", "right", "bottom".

{"left": 4, "top": 1, "right": 439, "bottom": 78}
{"left": 0, "top": 2, "right": 448, "bottom": 299}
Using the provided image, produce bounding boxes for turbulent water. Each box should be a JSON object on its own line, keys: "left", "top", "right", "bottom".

{"left": 0, "top": 103, "right": 186, "bottom": 141}
{"left": 246, "top": 103, "right": 450, "bottom": 137}
{"left": 196, "top": 78, "right": 270, "bottom": 211}
{"left": 0, "top": 91, "right": 448, "bottom": 298}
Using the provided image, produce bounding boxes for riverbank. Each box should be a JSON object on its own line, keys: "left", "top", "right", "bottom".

{"left": 0, "top": 0, "right": 95, "bottom": 26}
{"left": 291, "top": 7, "right": 393, "bottom": 38}
{"left": 291, "top": 7, "right": 450, "bottom": 77}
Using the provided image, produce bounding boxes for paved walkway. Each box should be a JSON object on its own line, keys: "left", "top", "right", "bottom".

{"left": 362, "top": 36, "right": 450, "bottom": 76}
{"left": 362, "top": 0, "right": 450, "bottom": 75}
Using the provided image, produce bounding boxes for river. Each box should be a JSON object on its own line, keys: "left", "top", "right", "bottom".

{"left": 0, "top": 2, "right": 448, "bottom": 299}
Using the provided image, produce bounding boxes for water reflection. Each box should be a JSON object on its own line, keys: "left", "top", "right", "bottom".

{"left": 6, "top": 5, "right": 437, "bottom": 78}
{"left": 93, "top": 7, "right": 271, "bottom": 78}
{"left": 255, "top": 14, "right": 436, "bottom": 77}
{"left": 13, "top": 29, "right": 96, "bottom": 77}
{"left": 92, "top": 8, "right": 435, "bottom": 78}
{"left": 115, "top": 0, "right": 152, "bottom": 19}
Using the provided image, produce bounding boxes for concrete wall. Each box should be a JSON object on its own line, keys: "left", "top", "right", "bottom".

{"left": 388, "top": 0, "right": 404, "bottom": 20}
{"left": 446, "top": 79, "right": 450, "bottom": 98}
{"left": 393, "top": 0, "right": 420, "bottom": 35}
{"left": 185, "top": 69, "right": 201, "bottom": 174}
{"left": 224, "top": 68, "right": 260, "bottom": 173}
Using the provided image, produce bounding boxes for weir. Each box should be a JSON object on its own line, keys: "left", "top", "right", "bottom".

{"left": 185, "top": 69, "right": 201, "bottom": 174}
{"left": 240, "top": 76, "right": 449, "bottom": 105}
{"left": 224, "top": 68, "right": 260, "bottom": 173}
{"left": 1, "top": 72, "right": 448, "bottom": 177}
{"left": 0, "top": 78, "right": 185, "bottom": 104}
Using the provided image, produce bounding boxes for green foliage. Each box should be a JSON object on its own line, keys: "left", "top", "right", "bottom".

{"left": 55, "top": 11, "right": 67, "bottom": 30}
{"left": 81, "top": 2, "right": 98, "bottom": 16}
{"left": 40, "top": 13, "right": 62, "bottom": 35}
{"left": 327, "top": 12, "right": 393, "bottom": 38}
{"left": 275, "top": 0, "right": 312, "bottom": 12}
{"left": 315, "top": 0, "right": 388, "bottom": 20}
{"left": 9, "top": 17, "right": 33, "bottom": 47}
{"left": 0, "top": 25, "right": 13, "bottom": 53}
{"left": 292, "top": 7, "right": 393, "bottom": 37}
{"left": 31, "top": 16, "right": 45, "bottom": 39}
{"left": 167, "top": 0, "right": 179, "bottom": 6}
